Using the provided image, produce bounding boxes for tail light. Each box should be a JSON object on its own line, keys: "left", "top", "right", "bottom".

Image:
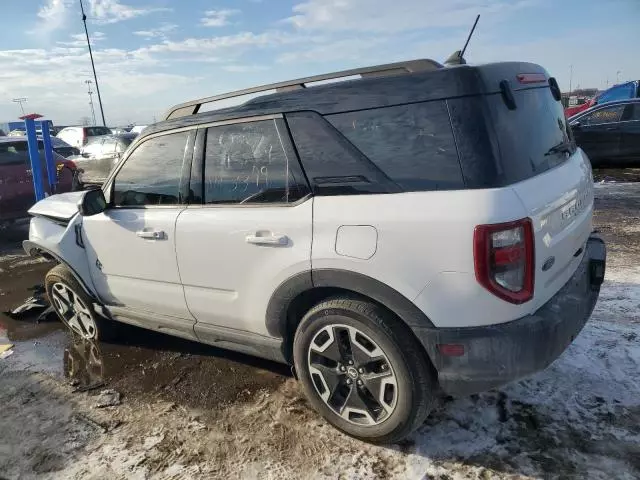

{"left": 474, "top": 218, "right": 534, "bottom": 304}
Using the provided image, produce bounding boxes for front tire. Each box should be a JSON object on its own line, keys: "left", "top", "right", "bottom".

{"left": 293, "top": 297, "right": 437, "bottom": 444}
{"left": 45, "top": 264, "right": 116, "bottom": 341}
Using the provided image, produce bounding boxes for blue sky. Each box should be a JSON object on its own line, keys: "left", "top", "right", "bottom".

{"left": 1, "top": 0, "right": 638, "bottom": 125}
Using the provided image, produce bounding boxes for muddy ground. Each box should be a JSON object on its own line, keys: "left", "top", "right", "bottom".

{"left": 0, "top": 169, "right": 639, "bottom": 479}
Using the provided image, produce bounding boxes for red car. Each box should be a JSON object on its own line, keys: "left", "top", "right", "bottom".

{"left": 565, "top": 80, "right": 640, "bottom": 117}
{"left": 0, "top": 137, "right": 77, "bottom": 224}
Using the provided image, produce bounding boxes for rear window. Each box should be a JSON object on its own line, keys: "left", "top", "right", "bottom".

{"left": 326, "top": 102, "right": 464, "bottom": 191}
{"left": 487, "top": 87, "right": 573, "bottom": 184}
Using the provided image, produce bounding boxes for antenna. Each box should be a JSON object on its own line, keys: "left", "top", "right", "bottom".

{"left": 444, "top": 14, "right": 480, "bottom": 65}
{"left": 460, "top": 14, "right": 480, "bottom": 59}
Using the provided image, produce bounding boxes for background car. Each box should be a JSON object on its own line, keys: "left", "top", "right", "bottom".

{"left": 565, "top": 80, "right": 640, "bottom": 117}
{"left": 56, "top": 126, "right": 113, "bottom": 149}
{"left": 570, "top": 98, "right": 640, "bottom": 166}
{"left": 130, "top": 125, "right": 147, "bottom": 134}
{"left": 70, "top": 133, "right": 137, "bottom": 187}
{"left": 47, "top": 136, "right": 80, "bottom": 158}
{"left": 0, "top": 137, "right": 76, "bottom": 224}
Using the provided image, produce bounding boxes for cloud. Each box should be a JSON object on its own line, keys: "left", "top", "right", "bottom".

{"left": 201, "top": 9, "right": 241, "bottom": 27}
{"left": 133, "top": 23, "right": 178, "bottom": 39}
{"left": 286, "top": 0, "right": 534, "bottom": 33}
{"left": 89, "top": 0, "right": 171, "bottom": 24}
{"left": 35, "top": 0, "right": 74, "bottom": 33}
{"left": 57, "top": 31, "right": 106, "bottom": 47}
{"left": 221, "top": 64, "right": 269, "bottom": 73}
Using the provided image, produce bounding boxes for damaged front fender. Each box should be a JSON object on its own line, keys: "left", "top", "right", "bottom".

{"left": 23, "top": 213, "right": 97, "bottom": 299}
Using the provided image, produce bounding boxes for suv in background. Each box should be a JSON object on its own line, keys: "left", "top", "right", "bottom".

{"left": 24, "top": 59, "right": 605, "bottom": 443}
{"left": 0, "top": 137, "right": 76, "bottom": 224}
{"left": 56, "top": 126, "right": 112, "bottom": 149}
{"left": 70, "top": 133, "right": 137, "bottom": 187}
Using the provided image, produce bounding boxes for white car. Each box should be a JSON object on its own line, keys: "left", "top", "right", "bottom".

{"left": 23, "top": 59, "right": 606, "bottom": 443}
{"left": 130, "top": 125, "right": 147, "bottom": 134}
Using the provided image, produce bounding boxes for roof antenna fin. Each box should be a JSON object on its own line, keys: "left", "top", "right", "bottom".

{"left": 445, "top": 14, "right": 480, "bottom": 66}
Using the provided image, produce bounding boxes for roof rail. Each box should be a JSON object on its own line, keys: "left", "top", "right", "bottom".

{"left": 163, "top": 58, "right": 443, "bottom": 120}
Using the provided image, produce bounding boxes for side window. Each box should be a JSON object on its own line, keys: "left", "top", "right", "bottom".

{"left": 0, "top": 144, "right": 29, "bottom": 165}
{"left": 203, "top": 119, "right": 309, "bottom": 204}
{"left": 286, "top": 112, "right": 397, "bottom": 195}
{"left": 327, "top": 101, "right": 464, "bottom": 191}
{"left": 113, "top": 131, "right": 188, "bottom": 206}
{"left": 581, "top": 105, "right": 625, "bottom": 125}
{"left": 627, "top": 104, "right": 640, "bottom": 121}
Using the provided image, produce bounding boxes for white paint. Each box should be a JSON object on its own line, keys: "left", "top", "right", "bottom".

{"left": 175, "top": 201, "right": 313, "bottom": 334}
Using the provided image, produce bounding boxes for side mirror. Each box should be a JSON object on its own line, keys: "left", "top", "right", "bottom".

{"left": 78, "top": 188, "right": 107, "bottom": 216}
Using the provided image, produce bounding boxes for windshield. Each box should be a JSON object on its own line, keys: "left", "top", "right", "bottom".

{"left": 487, "top": 86, "right": 574, "bottom": 184}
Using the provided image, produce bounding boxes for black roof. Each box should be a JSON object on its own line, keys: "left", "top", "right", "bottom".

{"left": 140, "top": 61, "right": 548, "bottom": 141}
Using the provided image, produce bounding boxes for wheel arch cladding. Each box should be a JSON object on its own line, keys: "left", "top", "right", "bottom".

{"left": 265, "top": 269, "right": 436, "bottom": 362}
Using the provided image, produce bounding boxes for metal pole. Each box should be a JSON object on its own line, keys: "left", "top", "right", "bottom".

{"left": 86, "top": 80, "right": 97, "bottom": 126}
{"left": 12, "top": 98, "right": 27, "bottom": 115}
{"left": 41, "top": 122, "right": 58, "bottom": 194}
{"left": 24, "top": 118, "right": 45, "bottom": 202}
{"left": 80, "top": 0, "right": 106, "bottom": 126}
{"left": 569, "top": 65, "right": 573, "bottom": 95}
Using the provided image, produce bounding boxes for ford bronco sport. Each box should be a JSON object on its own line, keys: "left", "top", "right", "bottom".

{"left": 24, "top": 59, "right": 606, "bottom": 443}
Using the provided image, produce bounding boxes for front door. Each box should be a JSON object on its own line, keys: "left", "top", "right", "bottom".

{"left": 175, "top": 117, "right": 312, "bottom": 338}
{"left": 82, "top": 129, "right": 196, "bottom": 336}
{"left": 573, "top": 103, "right": 625, "bottom": 163}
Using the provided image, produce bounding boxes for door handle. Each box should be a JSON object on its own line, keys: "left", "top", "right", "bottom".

{"left": 136, "top": 230, "right": 165, "bottom": 240}
{"left": 246, "top": 233, "right": 288, "bottom": 246}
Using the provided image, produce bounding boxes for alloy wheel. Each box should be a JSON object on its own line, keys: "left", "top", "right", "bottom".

{"left": 50, "top": 282, "right": 97, "bottom": 340}
{"left": 307, "top": 324, "right": 398, "bottom": 426}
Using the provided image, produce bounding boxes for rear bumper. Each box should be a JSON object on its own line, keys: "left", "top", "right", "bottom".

{"left": 416, "top": 235, "right": 606, "bottom": 396}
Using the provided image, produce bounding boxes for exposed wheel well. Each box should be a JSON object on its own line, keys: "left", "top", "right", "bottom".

{"left": 282, "top": 286, "right": 433, "bottom": 370}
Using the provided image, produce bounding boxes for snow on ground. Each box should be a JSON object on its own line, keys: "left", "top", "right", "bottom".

{"left": 2, "top": 261, "right": 638, "bottom": 480}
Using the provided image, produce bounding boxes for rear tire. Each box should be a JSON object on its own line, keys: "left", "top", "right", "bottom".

{"left": 45, "top": 264, "right": 117, "bottom": 342}
{"left": 293, "top": 297, "right": 437, "bottom": 444}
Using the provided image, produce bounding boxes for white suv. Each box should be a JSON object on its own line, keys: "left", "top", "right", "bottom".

{"left": 24, "top": 59, "right": 606, "bottom": 443}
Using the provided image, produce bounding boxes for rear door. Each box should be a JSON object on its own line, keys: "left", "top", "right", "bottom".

{"left": 175, "top": 116, "right": 312, "bottom": 339}
{"left": 618, "top": 102, "right": 640, "bottom": 162}
{"left": 487, "top": 84, "right": 594, "bottom": 311}
{"left": 572, "top": 104, "right": 625, "bottom": 163}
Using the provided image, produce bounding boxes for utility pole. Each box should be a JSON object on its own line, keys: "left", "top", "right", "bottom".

{"left": 80, "top": 0, "right": 106, "bottom": 126}
{"left": 12, "top": 97, "right": 28, "bottom": 116}
{"left": 568, "top": 65, "right": 573, "bottom": 95}
{"left": 616, "top": 70, "right": 621, "bottom": 84}
{"left": 85, "top": 80, "right": 97, "bottom": 126}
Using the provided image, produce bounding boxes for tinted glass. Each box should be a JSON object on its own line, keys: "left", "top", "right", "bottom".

{"left": 598, "top": 83, "right": 635, "bottom": 103}
{"left": 487, "top": 87, "right": 573, "bottom": 184}
{"left": 86, "top": 127, "right": 110, "bottom": 136}
{"left": 0, "top": 143, "right": 30, "bottom": 165}
{"left": 113, "top": 131, "right": 188, "bottom": 206}
{"left": 286, "top": 112, "right": 396, "bottom": 195}
{"left": 630, "top": 104, "right": 640, "bottom": 121}
{"left": 580, "top": 105, "right": 625, "bottom": 125}
{"left": 327, "top": 102, "right": 464, "bottom": 191}
{"left": 203, "top": 119, "right": 308, "bottom": 204}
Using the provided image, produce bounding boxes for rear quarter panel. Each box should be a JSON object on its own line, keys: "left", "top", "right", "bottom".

{"left": 312, "top": 188, "right": 535, "bottom": 328}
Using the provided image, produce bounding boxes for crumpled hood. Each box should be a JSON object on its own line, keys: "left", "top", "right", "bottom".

{"left": 28, "top": 191, "right": 85, "bottom": 221}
